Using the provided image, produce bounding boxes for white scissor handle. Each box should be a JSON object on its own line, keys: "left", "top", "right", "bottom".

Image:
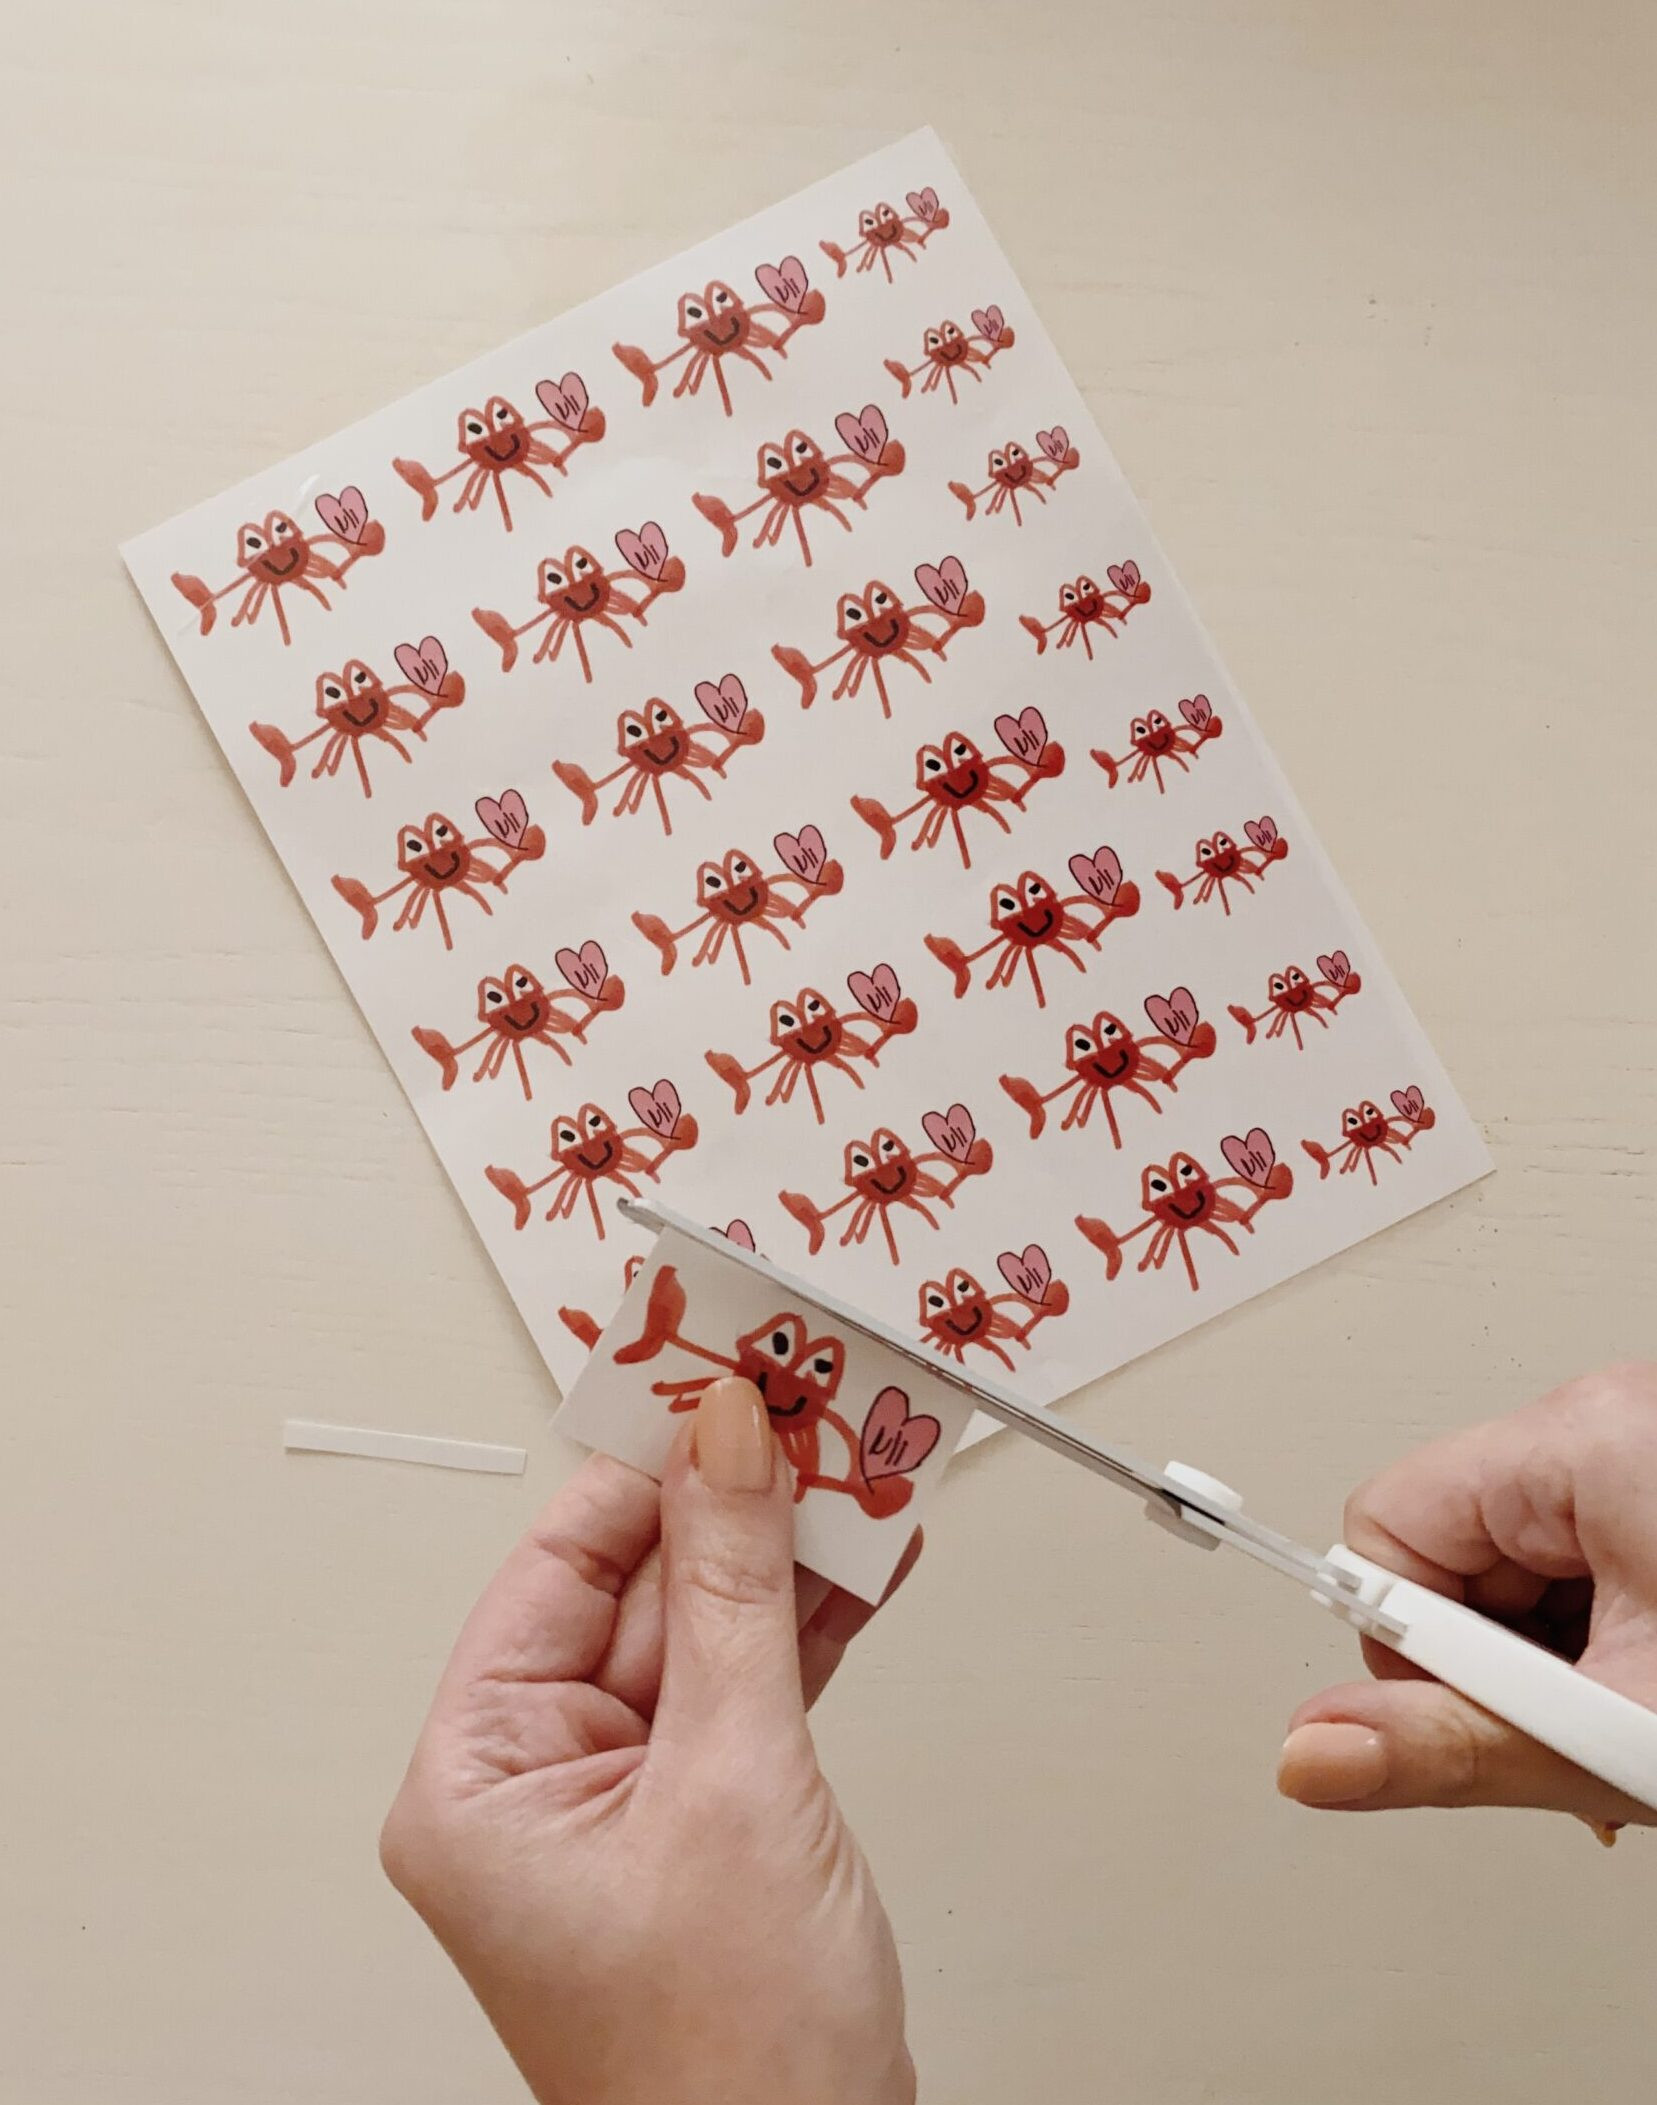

{"left": 1320, "top": 1546, "right": 1657, "bottom": 1815}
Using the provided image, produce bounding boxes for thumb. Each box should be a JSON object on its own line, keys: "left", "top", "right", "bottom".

{"left": 1277, "top": 1678, "right": 1650, "bottom": 1827}
{"left": 653, "top": 1377, "right": 810, "bottom": 1750}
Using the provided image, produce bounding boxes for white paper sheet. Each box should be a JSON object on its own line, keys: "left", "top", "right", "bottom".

{"left": 123, "top": 128, "right": 1491, "bottom": 1500}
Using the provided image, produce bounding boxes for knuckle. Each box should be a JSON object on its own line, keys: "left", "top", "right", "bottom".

{"left": 676, "top": 1545, "right": 789, "bottom": 1614}
{"left": 1428, "top": 1702, "right": 1501, "bottom": 1807}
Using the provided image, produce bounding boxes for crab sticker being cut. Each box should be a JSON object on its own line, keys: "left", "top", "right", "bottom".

{"left": 782, "top": 1104, "right": 995, "bottom": 1265}
{"left": 692, "top": 407, "right": 905, "bottom": 568}
{"left": 487, "top": 1079, "right": 700, "bottom": 1238}
{"left": 1077, "top": 1128, "right": 1294, "bottom": 1293}
{"left": 1229, "top": 951, "right": 1363, "bottom": 1049}
{"left": 171, "top": 487, "right": 385, "bottom": 647}
{"left": 851, "top": 707, "right": 1066, "bottom": 869}
{"left": 705, "top": 964, "right": 918, "bottom": 1122}
{"left": 330, "top": 790, "right": 545, "bottom": 950}
{"left": 1094, "top": 695, "right": 1225, "bottom": 795}
{"left": 820, "top": 187, "right": 950, "bottom": 280}
{"left": 411, "top": 943, "right": 626, "bottom": 1100}
{"left": 918, "top": 1245, "right": 1069, "bottom": 1370}
{"left": 392, "top": 375, "right": 606, "bottom": 532}
{"left": 632, "top": 828, "right": 844, "bottom": 984}
{"left": 1000, "top": 988, "right": 1219, "bottom": 1148}
{"left": 1302, "top": 1087, "right": 1436, "bottom": 1183}
{"left": 925, "top": 849, "right": 1142, "bottom": 1007}
{"left": 883, "top": 306, "right": 1015, "bottom": 402}
{"left": 613, "top": 258, "right": 826, "bottom": 416}
{"left": 950, "top": 428, "right": 1079, "bottom": 524}
{"left": 772, "top": 556, "right": 985, "bottom": 717}
{"left": 249, "top": 637, "right": 466, "bottom": 799}
{"left": 1157, "top": 818, "right": 1288, "bottom": 915}
{"left": 551, "top": 677, "right": 765, "bottom": 837}
{"left": 1020, "top": 562, "right": 1152, "bottom": 657}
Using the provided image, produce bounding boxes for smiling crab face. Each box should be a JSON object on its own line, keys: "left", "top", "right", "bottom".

{"left": 552, "top": 1103, "right": 621, "bottom": 1177}
{"left": 1131, "top": 710, "right": 1177, "bottom": 755}
{"left": 1270, "top": 966, "right": 1315, "bottom": 1013}
{"left": 836, "top": 580, "right": 909, "bottom": 655}
{"left": 1142, "top": 1153, "right": 1214, "bottom": 1226}
{"left": 677, "top": 280, "right": 751, "bottom": 353}
{"left": 316, "top": 660, "right": 389, "bottom": 729}
{"left": 1197, "top": 831, "right": 1243, "bottom": 877}
{"left": 1063, "top": 575, "right": 1103, "bottom": 622}
{"left": 537, "top": 546, "right": 609, "bottom": 617}
{"left": 990, "top": 871, "right": 1059, "bottom": 947}
{"left": 989, "top": 442, "right": 1031, "bottom": 487}
{"left": 758, "top": 430, "right": 827, "bottom": 501}
{"left": 918, "top": 1269, "right": 991, "bottom": 1344}
{"left": 769, "top": 988, "right": 842, "bottom": 1060}
{"left": 458, "top": 397, "right": 528, "bottom": 466}
{"left": 845, "top": 1127, "right": 916, "bottom": 1201}
{"left": 731, "top": 1312, "right": 844, "bottom": 1425}
{"left": 696, "top": 849, "right": 768, "bottom": 923}
{"left": 396, "top": 813, "right": 466, "bottom": 885}
{"left": 918, "top": 733, "right": 985, "bottom": 803}
{"left": 477, "top": 965, "right": 548, "bottom": 1034}
{"left": 617, "top": 700, "right": 686, "bottom": 771}
{"left": 861, "top": 201, "right": 904, "bottom": 248}
{"left": 1066, "top": 1012, "right": 1136, "bottom": 1083}
{"left": 237, "top": 511, "right": 306, "bottom": 581}
{"left": 1344, "top": 1100, "right": 1389, "bottom": 1146}
{"left": 925, "top": 319, "right": 969, "bottom": 365}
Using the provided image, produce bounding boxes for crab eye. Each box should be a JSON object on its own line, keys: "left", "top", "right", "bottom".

{"left": 1025, "top": 878, "right": 1048, "bottom": 900}
{"left": 1178, "top": 1159, "right": 1200, "bottom": 1181}
{"left": 860, "top": 211, "right": 875, "bottom": 231}
{"left": 711, "top": 286, "right": 732, "bottom": 308}
{"left": 323, "top": 682, "right": 343, "bottom": 701}
{"left": 925, "top": 330, "right": 941, "bottom": 349}
{"left": 923, "top": 751, "right": 943, "bottom": 774}
{"left": 684, "top": 300, "right": 705, "bottom": 322}
{"left": 949, "top": 739, "right": 970, "bottom": 760}
{"left": 1076, "top": 576, "right": 1097, "bottom": 594}
{"left": 558, "top": 1124, "right": 578, "bottom": 1146}
{"left": 1007, "top": 445, "right": 1025, "bottom": 462}
{"left": 1361, "top": 1102, "right": 1381, "bottom": 1122}
{"left": 943, "top": 321, "right": 960, "bottom": 339}
{"left": 1148, "top": 711, "right": 1168, "bottom": 730}
{"left": 1214, "top": 833, "right": 1234, "bottom": 851}
{"left": 990, "top": 452, "right": 1006, "bottom": 471}
{"left": 878, "top": 1135, "right": 899, "bottom": 1157}
{"left": 1344, "top": 1110, "right": 1360, "bottom": 1130}
{"left": 650, "top": 705, "right": 672, "bottom": 727}
{"left": 272, "top": 518, "right": 294, "bottom": 538}
{"left": 879, "top": 203, "right": 897, "bottom": 223}
{"left": 764, "top": 450, "right": 784, "bottom": 473}
{"left": 926, "top": 1289, "right": 946, "bottom": 1311}
{"left": 485, "top": 986, "right": 504, "bottom": 1006}
{"left": 1149, "top": 1174, "right": 1171, "bottom": 1196}
{"left": 622, "top": 716, "right": 645, "bottom": 741}
{"left": 432, "top": 822, "right": 452, "bottom": 842}
{"left": 871, "top": 587, "right": 891, "bottom": 608}
{"left": 572, "top": 552, "right": 591, "bottom": 575}
{"left": 403, "top": 834, "right": 423, "bottom": 855}
{"left": 766, "top": 1328, "right": 791, "bottom": 1356}
{"left": 1131, "top": 719, "right": 1148, "bottom": 739}
{"left": 493, "top": 402, "right": 512, "bottom": 424}
{"left": 851, "top": 1149, "right": 872, "bottom": 1171}
{"left": 1197, "top": 841, "right": 1213, "bottom": 861}
{"left": 730, "top": 857, "right": 751, "bottom": 878}
{"left": 776, "top": 1009, "right": 798, "bottom": 1032}
{"left": 996, "top": 892, "right": 1018, "bottom": 914}
{"left": 1071, "top": 1031, "right": 1094, "bottom": 1057}
{"left": 950, "top": 1272, "right": 975, "bottom": 1300}
{"left": 701, "top": 867, "right": 724, "bottom": 895}
{"left": 811, "top": 1353, "right": 834, "bottom": 1377}
{"left": 1100, "top": 1018, "right": 1119, "bottom": 1038}
{"left": 1288, "top": 968, "right": 1306, "bottom": 985}
{"left": 1061, "top": 587, "right": 1077, "bottom": 605}
{"left": 244, "top": 532, "right": 265, "bottom": 553}
{"left": 804, "top": 995, "right": 823, "bottom": 1016}
{"left": 542, "top": 565, "right": 566, "bottom": 591}
{"left": 791, "top": 436, "right": 811, "bottom": 458}
{"left": 512, "top": 973, "right": 531, "bottom": 993}
{"left": 465, "top": 417, "right": 484, "bottom": 437}
{"left": 351, "top": 666, "right": 370, "bottom": 686}
{"left": 844, "top": 601, "right": 866, "bottom": 627}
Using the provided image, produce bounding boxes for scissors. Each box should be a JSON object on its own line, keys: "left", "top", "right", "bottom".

{"left": 620, "top": 1198, "right": 1657, "bottom": 1816}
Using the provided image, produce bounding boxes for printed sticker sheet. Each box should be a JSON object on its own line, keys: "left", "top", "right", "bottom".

{"left": 123, "top": 129, "right": 1491, "bottom": 1467}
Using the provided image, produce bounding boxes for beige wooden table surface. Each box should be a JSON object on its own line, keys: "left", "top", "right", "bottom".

{"left": 4, "top": 3, "right": 1654, "bottom": 2099}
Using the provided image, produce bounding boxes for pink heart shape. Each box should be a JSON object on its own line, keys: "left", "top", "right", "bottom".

{"left": 394, "top": 635, "right": 449, "bottom": 694}
{"left": 755, "top": 256, "right": 808, "bottom": 311}
{"left": 860, "top": 1385, "right": 942, "bottom": 1482}
{"left": 475, "top": 788, "right": 528, "bottom": 843}
{"left": 997, "top": 1244, "right": 1051, "bottom": 1299}
{"left": 1245, "top": 816, "right": 1279, "bottom": 851}
{"left": 1391, "top": 1086, "right": 1425, "bottom": 1119}
{"left": 905, "top": 187, "right": 940, "bottom": 219}
{"left": 615, "top": 521, "right": 668, "bottom": 578}
{"left": 914, "top": 556, "right": 968, "bottom": 610}
{"left": 627, "top": 1078, "right": 681, "bottom": 1136}
{"left": 535, "top": 371, "right": 589, "bottom": 428}
{"left": 693, "top": 673, "right": 748, "bottom": 729}
{"left": 970, "top": 304, "right": 1005, "bottom": 339}
{"left": 720, "top": 1218, "right": 757, "bottom": 1251}
{"left": 1068, "top": 846, "right": 1122, "bottom": 901}
{"left": 1179, "top": 693, "right": 1212, "bottom": 729}
{"left": 315, "top": 486, "right": 368, "bottom": 542}
{"left": 773, "top": 824, "right": 827, "bottom": 880}
{"left": 994, "top": 705, "right": 1048, "bottom": 762}
{"left": 1036, "top": 426, "right": 1069, "bottom": 461}
{"left": 835, "top": 404, "right": 888, "bottom": 460}
{"left": 1107, "top": 560, "right": 1141, "bottom": 593}
{"left": 1222, "top": 1128, "right": 1276, "bottom": 1186}
{"left": 1316, "top": 950, "right": 1351, "bottom": 984}
{"left": 921, "top": 1104, "right": 976, "bottom": 1162}
{"left": 1144, "top": 987, "right": 1199, "bottom": 1045}
{"left": 847, "top": 963, "right": 901, "bottom": 1017}
{"left": 555, "top": 940, "right": 609, "bottom": 995}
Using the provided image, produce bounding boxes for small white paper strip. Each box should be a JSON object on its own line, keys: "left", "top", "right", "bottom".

{"left": 283, "top": 1419, "right": 528, "bottom": 1476}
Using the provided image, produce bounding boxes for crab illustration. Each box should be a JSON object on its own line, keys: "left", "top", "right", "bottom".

{"left": 558, "top": 1221, "right": 757, "bottom": 1353}
{"left": 882, "top": 305, "right": 1015, "bottom": 402}
{"left": 411, "top": 941, "right": 625, "bottom": 1100}
{"left": 851, "top": 706, "right": 1065, "bottom": 870}
{"left": 950, "top": 427, "right": 1079, "bottom": 524}
{"left": 486, "top": 1078, "right": 699, "bottom": 1238}
{"left": 771, "top": 556, "right": 985, "bottom": 718}
{"left": 170, "top": 486, "right": 385, "bottom": 647}
{"left": 632, "top": 826, "right": 843, "bottom": 984}
{"left": 1094, "top": 694, "right": 1225, "bottom": 794}
{"left": 925, "top": 849, "right": 1142, "bottom": 1008}
{"left": 706, "top": 962, "right": 918, "bottom": 1122}
{"left": 551, "top": 676, "right": 765, "bottom": 837}
{"left": 330, "top": 789, "right": 545, "bottom": 950}
{"left": 1157, "top": 818, "right": 1288, "bottom": 914}
{"left": 1077, "top": 1128, "right": 1294, "bottom": 1292}
{"left": 615, "top": 1265, "right": 938, "bottom": 1515}
{"left": 918, "top": 1244, "right": 1070, "bottom": 1371}
{"left": 1000, "top": 988, "right": 1219, "bottom": 1148}
{"left": 820, "top": 186, "right": 951, "bottom": 280}
{"left": 1302, "top": 1088, "right": 1436, "bottom": 1184}
{"left": 472, "top": 522, "right": 685, "bottom": 682}
{"left": 692, "top": 405, "right": 905, "bottom": 568}
{"left": 781, "top": 1104, "right": 994, "bottom": 1266}
{"left": 612, "top": 257, "right": 825, "bottom": 417}
{"left": 249, "top": 636, "right": 465, "bottom": 799}
{"left": 391, "top": 374, "right": 606, "bottom": 532}
{"left": 1229, "top": 951, "right": 1363, "bottom": 1049}
{"left": 1020, "top": 562, "right": 1152, "bottom": 657}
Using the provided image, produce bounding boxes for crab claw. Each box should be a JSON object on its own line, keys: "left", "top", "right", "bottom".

{"left": 853, "top": 1474, "right": 915, "bottom": 1519}
{"left": 631, "top": 912, "right": 679, "bottom": 976}
{"left": 249, "top": 721, "right": 298, "bottom": 787}
{"left": 1039, "top": 1279, "right": 1071, "bottom": 1318}
{"left": 998, "top": 1073, "right": 1048, "bottom": 1140}
{"left": 471, "top": 606, "right": 520, "bottom": 672}
{"left": 427, "top": 671, "right": 466, "bottom": 711}
{"left": 330, "top": 875, "right": 379, "bottom": 939}
{"left": 1300, "top": 1139, "right": 1333, "bottom": 1180}
{"left": 884, "top": 998, "right": 919, "bottom": 1036}
{"left": 171, "top": 572, "right": 217, "bottom": 633}
{"left": 1156, "top": 869, "right": 1186, "bottom": 909}
{"left": 819, "top": 238, "right": 850, "bottom": 278}
{"left": 779, "top": 1188, "right": 828, "bottom": 1256}
{"left": 883, "top": 357, "right": 914, "bottom": 399}
{"left": 949, "top": 480, "right": 979, "bottom": 520}
{"left": 705, "top": 1050, "right": 752, "bottom": 1113}
{"left": 552, "top": 760, "right": 599, "bottom": 826}
{"left": 392, "top": 457, "right": 441, "bottom": 522}
{"left": 771, "top": 643, "right": 818, "bottom": 707}
{"left": 1019, "top": 613, "right": 1050, "bottom": 655}
{"left": 411, "top": 1026, "right": 460, "bottom": 1090}
{"left": 924, "top": 932, "right": 972, "bottom": 1000}
{"left": 558, "top": 1306, "right": 603, "bottom": 1350}
{"left": 1075, "top": 1214, "right": 1125, "bottom": 1281}
{"left": 485, "top": 1164, "right": 534, "bottom": 1230}
{"left": 592, "top": 974, "right": 626, "bottom": 1014}
{"left": 1185, "top": 1021, "right": 1219, "bottom": 1060}
{"left": 850, "top": 797, "right": 898, "bottom": 858}
{"left": 1261, "top": 1162, "right": 1295, "bottom": 1199}
{"left": 611, "top": 341, "right": 659, "bottom": 407}
{"left": 1031, "top": 741, "right": 1066, "bottom": 780}
{"left": 1091, "top": 747, "right": 1121, "bottom": 787}
{"left": 692, "top": 490, "right": 740, "bottom": 557}
{"left": 613, "top": 1263, "right": 687, "bottom": 1364}
{"left": 506, "top": 824, "right": 546, "bottom": 863}
{"left": 1227, "top": 1003, "right": 1259, "bottom": 1045}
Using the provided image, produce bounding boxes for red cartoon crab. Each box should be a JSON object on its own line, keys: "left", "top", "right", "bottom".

{"left": 1077, "top": 1129, "right": 1295, "bottom": 1293}
{"left": 1302, "top": 1088, "right": 1436, "bottom": 1184}
{"left": 551, "top": 676, "right": 765, "bottom": 837}
{"left": 486, "top": 1079, "right": 699, "bottom": 1239}
{"left": 925, "top": 849, "right": 1142, "bottom": 1008}
{"left": 1000, "top": 988, "right": 1219, "bottom": 1148}
{"left": 392, "top": 374, "right": 606, "bottom": 532}
{"left": 851, "top": 706, "right": 1066, "bottom": 870}
{"left": 771, "top": 556, "right": 985, "bottom": 718}
{"left": 950, "top": 427, "right": 1080, "bottom": 524}
{"left": 1157, "top": 818, "right": 1288, "bottom": 915}
{"left": 615, "top": 1265, "right": 937, "bottom": 1515}
{"left": 248, "top": 636, "right": 465, "bottom": 800}
{"left": 1094, "top": 695, "right": 1225, "bottom": 794}
{"left": 1020, "top": 562, "right": 1152, "bottom": 657}
{"left": 705, "top": 962, "right": 918, "bottom": 1122}
{"left": 330, "top": 789, "right": 545, "bottom": 950}
{"left": 612, "top": 258, "right": 825, "bottom": 417}
{"left": 170, "top": 486, "right": 385, "bottom": 647}
{"left": 1229, "top": 951, "right": 1364, "bottom": 1049}
{"left": 472, "top": 522, "right": 685, "bottom": 682}
{"left": 693, "top": 405, "right": 905, "bottom": 569}
{"left": 781, "top": 1105, "right": 994, "bottom": 1266}
{"left": 411, "top": 941, "right": 625, "bottom": 1101}
{"left": 820, "top": 187, "right": 951, "bottom": 280}
{"left": 918, "top": 1244, "right": 1070, "bottom": 1371}
{"left": 883, "top": 306, "right": 1015, "bottom": 403}
{"left": 558, "top": 1222, "right": 758, "bottom": 1352}
{"left": 632, "top": 826, "right": 844, "bottom": 984}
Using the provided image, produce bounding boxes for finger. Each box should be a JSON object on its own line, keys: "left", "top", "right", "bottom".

{"left": 800, "top": 1529, "right": 923, "bottom": 1710}
{"left": 1277, "top": 1678, "right": 1651, "bottom": 1826}
{"left": 598, "top": 1553, "right": 834, "bottom": 1720}
{"left": 653, "top": 1378, "right": 810, "bottom": 1751}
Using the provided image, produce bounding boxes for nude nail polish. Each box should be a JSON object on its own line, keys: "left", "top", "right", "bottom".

{"left": 694, "top": 1377, "right": 774, "bottom": 1492}
{"left": 1277, "top": 1722, "right": 1389, "bottom": 1806}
